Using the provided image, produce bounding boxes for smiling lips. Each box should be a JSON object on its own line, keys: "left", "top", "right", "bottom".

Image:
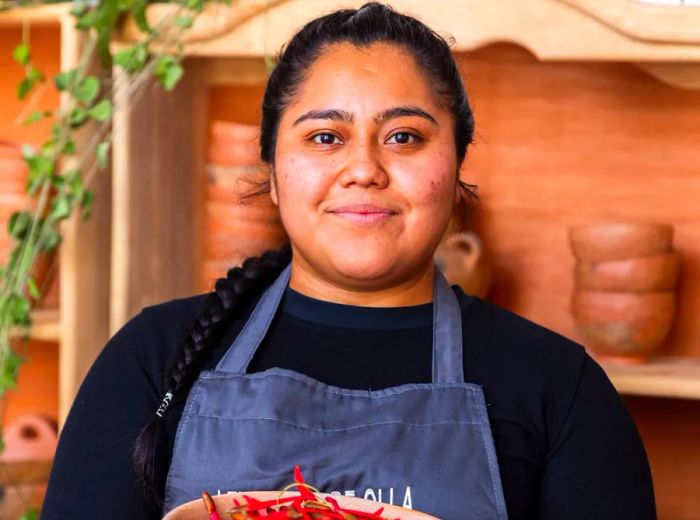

{"left": 328, "top": 203, "right": 399, "bottom": 224}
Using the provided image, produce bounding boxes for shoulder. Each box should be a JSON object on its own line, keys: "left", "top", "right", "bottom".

{"left": 453, "top": 287, "right": 595, "bottom": 444}
{"left": 454, "top": 287, "right": 586, "bottom": 372}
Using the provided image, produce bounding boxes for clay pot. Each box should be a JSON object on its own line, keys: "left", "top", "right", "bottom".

{"left": 575, "top": 252, "right": 681, "bottom": 292}
{"left": 163, "top": 491, "right": 439, "bottom": 520}
{"left": 208, "top": 121, "right": 261, "bottom": 167}
{"left": 569, "top": 223, "right": 673, "bottom": 262}
{"left": 211, "top": 120, "right": 260, "bottom": 143}
{"left": 572, "top": 290, "right": 675, "bottom": 363}
{"left": 202, "top": 162, "right": 287, "bottom": 291}
{"left": 0, "top": 414, "right": 58, "bottom": 463}
{"left": 434, "top": 231, "right": 492, "bottom": 298}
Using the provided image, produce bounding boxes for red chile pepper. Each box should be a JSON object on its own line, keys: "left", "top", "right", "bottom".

{"left": 201, "top": 491, "right": 222, "bottom": 520}
{"left": 207, "top": 467, "right": 400, "bottom": 519}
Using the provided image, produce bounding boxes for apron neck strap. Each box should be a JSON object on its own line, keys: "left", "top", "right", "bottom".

{"left": 215, "top": 264, "right": 464, "bottom": 384}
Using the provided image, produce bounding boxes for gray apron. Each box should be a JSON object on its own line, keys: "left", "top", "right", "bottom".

{"left": 164, "top": 266, "right": 508, "bottom": 519}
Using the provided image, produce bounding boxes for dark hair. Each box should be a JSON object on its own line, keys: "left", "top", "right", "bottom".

{"left": 133, "top": 1, "right": 477, "bottom": 501}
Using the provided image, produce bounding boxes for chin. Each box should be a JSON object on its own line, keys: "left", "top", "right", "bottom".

{"left": 326, "top": 250, "right": 402, "bottom": 284}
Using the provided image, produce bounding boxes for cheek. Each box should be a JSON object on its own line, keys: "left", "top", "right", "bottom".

{"left": 274, "top": 151, "right": 335, "bottom": 212}
{"left": 393, "top": 150, "right": 456, "bottom": 209}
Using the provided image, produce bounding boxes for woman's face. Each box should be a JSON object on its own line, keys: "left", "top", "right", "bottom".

{"left": 271, "top": 42, "right": 459, "bottom": 291}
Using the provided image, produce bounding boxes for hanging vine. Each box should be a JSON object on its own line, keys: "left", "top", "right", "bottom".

{"left": 0, "top": 0, "right": 232, "bottom": 447}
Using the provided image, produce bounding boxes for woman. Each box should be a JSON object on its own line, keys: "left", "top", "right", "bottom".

{"left": 41, "top": 3, "right": 656, "bottom": 519}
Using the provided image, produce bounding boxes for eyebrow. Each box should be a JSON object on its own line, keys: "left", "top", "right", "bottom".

{"left": 291, "top": 105, "right": 438, "bottom": 127}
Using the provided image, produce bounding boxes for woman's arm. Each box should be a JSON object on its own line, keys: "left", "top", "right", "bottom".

{"left": 538, "top": 355, "right": 656, "bottom": 519}
{"left": 41, "top": 311, "right": 162, "bottom": 520}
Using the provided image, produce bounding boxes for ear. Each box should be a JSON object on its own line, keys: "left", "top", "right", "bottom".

{"left": 269, "top": 166, "right": 279, "bottom": 206}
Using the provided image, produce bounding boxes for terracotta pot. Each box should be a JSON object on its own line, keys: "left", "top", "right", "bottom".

{"left": 211, "top": 120, "right": 260, "bottom": 143}
{"left": 0, "top": 139, "right": 25, "bottom": 160}
{"left": 434, "top": 231, "right": 492, "bottom": 298}
{"left": 163, "top": 491, "right": 439, "bottom": 520}
{"left": 569, "top": 222, "right": 673, "bottom": 262}
{"left": 575, "top": 252, "right": 681, "bottom": 292}
{"left": 571, "top": 290, "right": 676, "bottom": 363}
{"left": 208, "top": 122, "right": 261, "bottom": 167}
{"left": 202, "top": 162, "right": 287, "bottom": 289}
{"left": 0, "top": 414, "right": 57, "bottom": 463}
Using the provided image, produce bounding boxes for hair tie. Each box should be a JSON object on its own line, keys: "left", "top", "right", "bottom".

{"left": 155, "top": 392, "right": 174, "bottom": 418}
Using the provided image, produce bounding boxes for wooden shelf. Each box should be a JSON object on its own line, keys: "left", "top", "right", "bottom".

{"left": 0, "top": 3, "right": 70, "bottom": 26}
{"left": 0, "top": 458, "right": 52, "bottom": 485}
{"left": 602, "top": 358, "right": 700, "bottom": 400}
{"left": 10, "top": 309, "right": 59, "bottom": 343}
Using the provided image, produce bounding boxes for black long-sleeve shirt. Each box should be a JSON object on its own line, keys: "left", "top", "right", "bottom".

{"left": 41, "top": 286, "right": 656, "bottom": 519}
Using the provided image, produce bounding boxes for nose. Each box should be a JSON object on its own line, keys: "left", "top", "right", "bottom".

{"left": 338, "top": 138, "right": 389, "bottom": 189}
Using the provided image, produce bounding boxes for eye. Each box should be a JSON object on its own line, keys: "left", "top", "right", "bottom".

{"left": 311, "top": 133, "right": 342, "bottom": 145}
{"left": 386, "top": 131, "right": 421, "bottom": 145}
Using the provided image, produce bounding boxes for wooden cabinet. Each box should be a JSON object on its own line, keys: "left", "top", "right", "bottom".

{"left": 0, "top": 4, "right": 111, "bottom": 426}
{"left": 2, "top": 1, "right": 700, "bottom": 518}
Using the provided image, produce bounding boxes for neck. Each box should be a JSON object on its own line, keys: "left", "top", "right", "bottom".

{"left": 288, "top": 258, "right": 436, "bottom": 307}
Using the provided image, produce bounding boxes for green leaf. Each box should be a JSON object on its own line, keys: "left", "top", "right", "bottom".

{"left": 114, "top": 44, "right": 148, "bottom": 74}
{"left": 63, "top": 140, "right": 76, "bottom": 155}
{"left": 7, "top": 294, "right": 31, "bottom": 328}
{"left": 27, "top": 68, "right": 44, "bottom": 83}
{"left": 96, "top": 141, "right": 110, "bottom": 170}
{"left": 67, "top": 107, "right": 88, "bottom": 128}
{"left": 80, "top": 190, "right": 95, "bottom": 220}
{"left": 49, "top": 194, "right": 72, "bottom": 222}
{"left": 19, "top": 507, "right": 39, "bottom": 520}
{"left": 13, "top": 43, "right": 30, "bottom": 65}
{"left": 185, "top": 0, "right": 205, "bottom": 11}
{"left": 23, "top": 110, "right": 48, "bottom": 126}
{"left": 75, "top": 76, "right": 100, "bottom": 103}
{"left": 8, "top": 211, "right": 32, "bottom": 240}
{"left": 17, "top": 77, "right": 32, "bottom": 99}
{"left": 54, "top": 70, "right": 77, "bottom": 92}
{"left": 264, "top": 56, "right": 277, "bottom": 74}
{"left": 23, "top": 146, "right": 53, "bottom": 194}
{"left": 174, "top": 16, "right": 193, "bottom": 29}
{"left": 38, "top": 221, "right": 62, "bottom": 251}
{"left": 0, "top": 348, "right": 26, "bottom": 390}
{"left": 131, "top": 0, "right": 151, "bottom": 33}
{"left": 87, "top": 99, "right": 113, "bottom": 122}
{"left": 75, "top": 9, "right": 98, "bottom": 30}
{"left": 27, "top": 276, "right": 41, "bottom": 300}
{"left": 154, "top": 56, "right": 183, "bottom": 91}
{"left": 70, "top": 1, "right": 89, "bottom": 17}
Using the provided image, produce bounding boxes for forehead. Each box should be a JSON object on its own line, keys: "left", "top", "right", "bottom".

{"left": 285, "top": 42, "right": 443, "bottom": 115}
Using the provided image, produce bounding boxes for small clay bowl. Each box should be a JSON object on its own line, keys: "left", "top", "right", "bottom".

{"left": 574, "top": 252, "right": 680, "bottom": 292}
{"left": 210, "top": 120, "right": 260, "bottom": 143}
{"left": 162, "top": 491, "right": 439, "bottom": 520}
{"left": 572, "top": 290, "right": 675, "bottom": 363}
{"left": 208, "top": 139, "right": 261, "bottom": 166}
{"left": 569, "top": 223, "right": 673, "bottom": 262}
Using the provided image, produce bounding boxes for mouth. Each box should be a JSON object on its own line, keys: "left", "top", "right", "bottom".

{"left": 327, "top": 203, "right": 399, "bottom": 225}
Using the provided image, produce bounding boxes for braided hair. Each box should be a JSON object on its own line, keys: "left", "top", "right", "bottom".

{"left": 133, "top": 1, "right": 477, "bottom": 502}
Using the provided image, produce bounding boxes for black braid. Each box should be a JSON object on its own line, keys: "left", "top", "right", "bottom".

{"left": 132, "top": 245, "right": 292, "bottom": 501}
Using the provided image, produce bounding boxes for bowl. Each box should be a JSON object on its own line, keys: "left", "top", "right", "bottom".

{"left": 162, "top": 491, "right": 440, "bottom": 520}
{"left": 569, "top": 223, "right": 673, "bottom": 262}
{"left": 574, "top": 252, "right": 680, "bottom": 292}
{"left": 572, "top": 290, "right": 676, "bottom": 363}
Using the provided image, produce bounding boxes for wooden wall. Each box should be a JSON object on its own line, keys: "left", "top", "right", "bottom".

{"left": 457, "top": 44, "right": 700, "bottom": 360}
{"left": 456, "top": 43, "right": 700, "bottom": 520}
